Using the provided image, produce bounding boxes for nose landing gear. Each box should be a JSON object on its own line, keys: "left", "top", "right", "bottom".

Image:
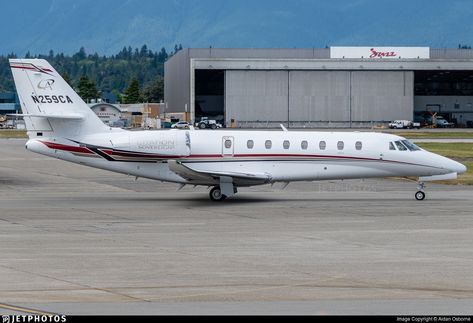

{"left": 415, "top": 181, "right": 425, "bottom": 200}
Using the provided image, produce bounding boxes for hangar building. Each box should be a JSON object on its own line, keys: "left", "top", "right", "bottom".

{"left": 164, "top": 47, "right": 473, "bottom": 128}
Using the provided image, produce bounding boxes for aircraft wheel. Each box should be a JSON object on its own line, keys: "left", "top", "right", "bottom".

{"left": 415, "top": 191, "right": 425, "bottom": 201}
{"left": 210, "top": 186, "right": 226, "bottom": 201}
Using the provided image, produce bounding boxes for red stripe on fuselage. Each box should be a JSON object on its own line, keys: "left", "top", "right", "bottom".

{"left": 40, "top": 141, "right": 93, "bottom": 154}
{"left": 233, "top": 153, "right": 377, "bottom": 161}
{"left": 39, "top": 141, "right": 411, "bottom": 165}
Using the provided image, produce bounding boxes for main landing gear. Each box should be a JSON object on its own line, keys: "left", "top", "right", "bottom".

{"left": 209, "top": 186, "right": 227, "bottom": 202}
{"left": 209, "top": 182, "right": 238, "bottom": 202}
{"left": 415, "top": 181, "right": 425, "bottom": 201}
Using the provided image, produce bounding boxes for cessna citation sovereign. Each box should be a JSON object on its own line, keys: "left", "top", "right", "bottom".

{"left": 10, "top": 59, "right": 467, "bottom": 201}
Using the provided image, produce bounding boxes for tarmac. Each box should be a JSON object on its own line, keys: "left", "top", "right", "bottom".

{"left": 0, "top": 138, "right": 473, "bottom": 315}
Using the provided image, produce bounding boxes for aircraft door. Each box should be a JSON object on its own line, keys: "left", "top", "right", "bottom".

{"left": 222, "top": 136, "right": 234, "bottom": 157}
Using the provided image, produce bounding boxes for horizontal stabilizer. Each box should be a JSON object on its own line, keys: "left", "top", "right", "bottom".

{"left": 8, "top": 113, "right": 85, "bottom": 120}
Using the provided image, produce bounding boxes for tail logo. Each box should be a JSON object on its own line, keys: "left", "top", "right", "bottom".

{"left": 37, "top": 79, "right": 55, "bottom": 90}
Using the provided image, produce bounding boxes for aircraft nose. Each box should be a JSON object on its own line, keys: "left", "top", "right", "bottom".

{"left": 450, "top": 160, "right": 467, "bottom": 174}
{"left": 426, "top": 152, "right": 467, "bottom": 175}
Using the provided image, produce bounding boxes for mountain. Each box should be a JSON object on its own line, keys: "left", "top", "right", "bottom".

{"left": 1, "top": 0, "right": 473, "bottom": 55}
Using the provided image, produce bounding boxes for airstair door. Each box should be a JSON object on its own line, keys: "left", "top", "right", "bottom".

{"left": 222, "top": 136, "right": 234, "bottom": 157}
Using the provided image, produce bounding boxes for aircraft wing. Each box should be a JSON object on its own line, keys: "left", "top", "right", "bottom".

{"left": 168, "top": 160, "right": 272, "bottom": 185}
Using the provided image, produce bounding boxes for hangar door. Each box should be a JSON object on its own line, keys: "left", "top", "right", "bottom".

{"left": 350, "top": 71, "right": 414, "bottom": 122}
{"left": 225, "top": 71, "right": 289, "bottom": 126}
{"left": 289, "top": 70, "right": 413, "bottom": 125}
{"left": 289, "top": 71, "right": 351, "bottom": 124}
{"left": 225, "top": 70, "right": 414, "bottom": 127}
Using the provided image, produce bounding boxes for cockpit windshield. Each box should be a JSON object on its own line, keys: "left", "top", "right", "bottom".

{"left": 401, "top": 140, "right": 421, "bottom": 151}
{"left": 394, "top": 141, "right": 407, "bottom": 151}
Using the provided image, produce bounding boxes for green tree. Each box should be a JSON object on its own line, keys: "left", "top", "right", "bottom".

{"left": 123, "top": 78, "right": 142, "bottom": 103}
{"left": 157, "top": 47, "right": 168, "bottom": 62}
{"left": 112, "top": 89, "right": 124, "bottom": 104}
{"left": 62, "top": 73, "right": 72, "bottom": 87}
{"left": 458, "top": 44, "right": 472, "bottom": 49}
{"left": 142, "top": 78, "right": 163, "bottom": 103}
{"left": 77, "top": 75, "right": 99, "bottom": 102}
{"left": 78, "top": 75, "right": 91, "bottom": 100}
{"left": 140, "top": 44, "right": 149, "bottom": 57}
{"left": 87, "top": 80, "right": 99, "bottom": 101}
{"left": 0, "top": 43, "right": 173, "bottom": 94}
{"left": 73, "top": 47, "right": 87, "bottom": 60}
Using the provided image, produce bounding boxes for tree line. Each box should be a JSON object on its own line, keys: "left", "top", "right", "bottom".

{"left": 0, "top": 44, "right": 184, "bottom": 103}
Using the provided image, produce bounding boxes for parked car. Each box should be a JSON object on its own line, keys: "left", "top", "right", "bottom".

{"left": 111, "top": 120, "right": 126, "bottom": 128}
{"left": 435, "top": 116, "right": 454, "bottom": 128}
{"left": 171, "top": 121, "right": 191, "bottom": 129}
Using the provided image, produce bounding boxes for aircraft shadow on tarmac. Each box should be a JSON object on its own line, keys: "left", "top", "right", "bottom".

{"left": 80, "top": 195, "right": 444, "bottom": 206}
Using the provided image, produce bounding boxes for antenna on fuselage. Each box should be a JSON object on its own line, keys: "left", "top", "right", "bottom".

{"left": 280, "top": 124, "right": 288, "bottom": 132}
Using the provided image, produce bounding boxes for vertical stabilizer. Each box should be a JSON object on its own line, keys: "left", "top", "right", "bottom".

{"left": 9, "top": 59, "right": 108, "bottom": 138}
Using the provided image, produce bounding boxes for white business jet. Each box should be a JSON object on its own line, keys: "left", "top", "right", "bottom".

{"left": 9, "top": 59, "right": 466, "bottom": 201}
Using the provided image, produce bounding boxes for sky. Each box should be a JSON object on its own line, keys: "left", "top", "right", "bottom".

{"left": 1, "top": 0, "right": 472, "bottom": 55}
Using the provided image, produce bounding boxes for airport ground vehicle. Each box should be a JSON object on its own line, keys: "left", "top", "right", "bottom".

{"left": 388, "top": 120, "right": 420, "bottom": 129}
{"left": 9, "top": 59, "right": 467, "bottom": 201}
{"left": 0, "top": 118, "right": 16, "bottom": 129}
{"left": 197, "top": 117, "right": 223, "bottom": 129}
{"left": 417, "top": 113, "right": 455, "bottom": 128}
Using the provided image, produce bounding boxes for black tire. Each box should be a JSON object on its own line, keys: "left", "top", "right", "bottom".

{"left": 210, "top": 124, "right": 217, "bottom": 129}
{"left": 209, "top": 186, "right": 226, "bottom": 201}
{"left": 415, "top": 191, "right": 425, "bottom": 201}
{"left": 199, "top": 123, "right": 206, "bottom": 129}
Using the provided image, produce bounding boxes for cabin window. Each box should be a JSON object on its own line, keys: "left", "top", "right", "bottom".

{"left": 401, "top": 140, "right": 421, "bottom": 151}
{"left": 283, "top": 140, "right": 290, "bottom": 149}
{"left": 355, "top": 141, "right": 362, "bottom": 150}
{"left": 337, "top": 141, "right": 344, "bottom": 150}
{"left": 247, "top": 140, "right": 254, "bottom": 149}
{"left": 319, "top": 141, "right": 326, "bottom": 150}
{"left": 301, "top": 140, "right": 308, "bottom": 150}
{"left": 394, "top": 140, "right": 408, "bottom": 151}
{"left": 389, "top": 142, "right": 396, "bottom": 150}
{"left": 224, "top": 140, "right": 232, "bottom": 149}
{"left": 265, "top": 140, "right": 272, "bottom": 149}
